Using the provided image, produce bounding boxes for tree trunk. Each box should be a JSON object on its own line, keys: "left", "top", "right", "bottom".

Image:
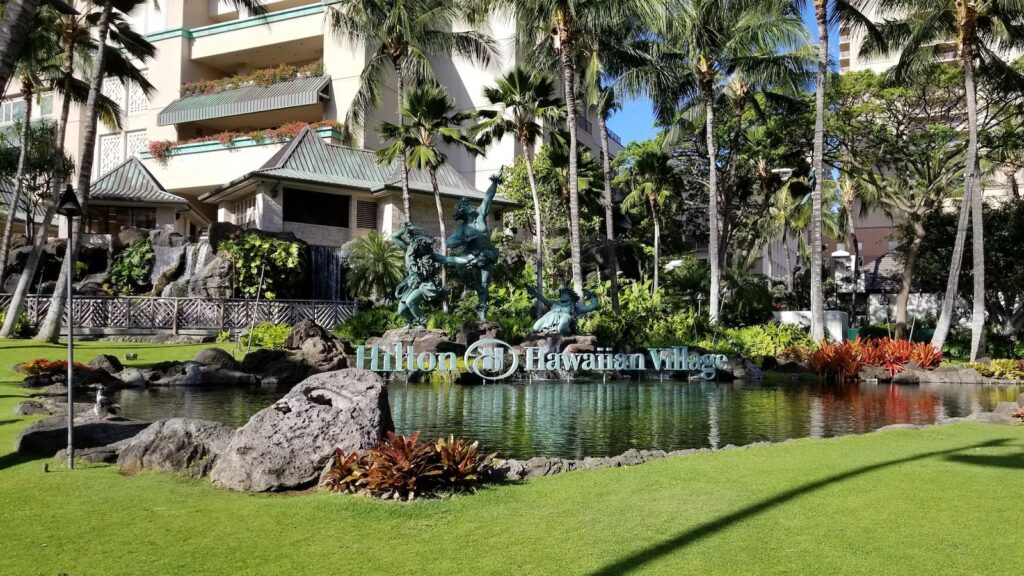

{"left": 705, "top": 83, "right": 721, "bottom": 323}
{"left": 520, "top": 133, "right": 545, "bottom": 318}
{"left": 0, "top": 37, "right": 76, "bottom": 338}
{"left": 809, "top": 3, "right": 828, "bottom": 343}
{"left": 0, "top": 78, "right": 33, "bottom": 287}
{"left": 930, "top": 178, "right": 972, "bottom": 350}
{"left": 0, "top": 0, "right": 42, "bottom": 97}
{"left": 894, "top": 220, "right": 925, "bottom": 339}
{"left": 36, "top": 2, "right": 113, "bottom": 343}
{"left": 394, "top": 64, "right": 411, "bottom": 223}
{"left": 428, "top": 165, "right": 447, "bottom": 310}
{"left": 965, "top": 58, "right": 985, "bottom": 361}
{"left": 556, "top": 14, "right": 583, "bottom": 296}
{"left": 650, "top": 196, "right": 660, "bottom": 293}
{"left": 597, "top": 114, "right": 619, "bottom": 312}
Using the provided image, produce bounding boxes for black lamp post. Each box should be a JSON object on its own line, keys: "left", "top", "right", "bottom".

{"left": 56, "top": 184, "right": 82, "bottom": 469}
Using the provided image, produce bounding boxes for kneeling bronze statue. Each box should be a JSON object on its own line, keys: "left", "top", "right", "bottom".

{"left": 527, "top": 285, "right": 600, "bottom": 336}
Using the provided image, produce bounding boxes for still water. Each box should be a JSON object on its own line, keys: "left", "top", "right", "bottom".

{"left": 112, "top": 378, "right": 1023, "bottom": 460}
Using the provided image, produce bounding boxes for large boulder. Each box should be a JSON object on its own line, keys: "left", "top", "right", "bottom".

{"left": 14, "top": 416, "right": 149, "bottom": 457}
{"left": 455, "top": 321, "right": 503, "bottom": 346}
{"left": 241, "top": 349, "right": 307, "bottom": 386}
{"left": 190, "top": 251, "right": 235, "bottom": 299}
{"left": 210, "top": 369, "right": 393, "bottom": 492}
{"left": 118, "top": 418, "right": 235, "bottom": 478}
{"left": 283, "top": 319, "right": 350, "bottom": 373}
{"left": 143, "top": 361, "right": 258, "bottom": 387}
{"left": 150, "top": 244, "right": 185, "bottom": 295}
{"left": 150, "top": 229, "right": 186, "bottom": 248}
{"left": 89, "top": 354, "right": 124, "bottom": 374}
{"left": 115, "top": 227, "right": 149, "bottom": 250}
{"left": 192, "top": 347, "right": 238, "bottom": 371}
{"left": 76, "top": 273, "right": 110, "bottom": 296}
{"left": 917, "top": 365, "right": 988, "bottom": 384}
{"left": 367, "top": 327, "right": 466, "bottom": 356}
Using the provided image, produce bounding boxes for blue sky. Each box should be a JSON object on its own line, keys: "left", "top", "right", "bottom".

{"left": 606, "top": 5, "right": 840, "bottom": 145}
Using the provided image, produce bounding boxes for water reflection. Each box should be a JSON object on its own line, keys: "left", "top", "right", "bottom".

{"left": 112, "top": 379, "right": 1023, "bottom": 460}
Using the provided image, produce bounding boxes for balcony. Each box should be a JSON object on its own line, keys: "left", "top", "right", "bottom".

{"left": 139, "top": 125, "right": 342, "bottom": 196}
{"left": 189, "top": 4, "right": 326, "bottom": 70}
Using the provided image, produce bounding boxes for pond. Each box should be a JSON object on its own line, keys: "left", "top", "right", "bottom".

{"left": 110, "top": 377, "right": 1023, "bottom": 460}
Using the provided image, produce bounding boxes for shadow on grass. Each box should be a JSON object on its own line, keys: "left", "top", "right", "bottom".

{"left": 946, "top": 452, "right": 1024, "bottom": 470}
{"left": 0, "top": 418, "right": 23, "bottom": 426}
{"left": 0, "top": 450, "right": 35, "bottom": 471}
{"left": 588, "top": 438, "right": 1015, "bottom": 576}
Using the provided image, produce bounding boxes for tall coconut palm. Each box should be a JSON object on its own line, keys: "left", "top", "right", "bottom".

{"left": 376, "top": 83, "right": 480, "bottom": 284}
{"left": 865, "top": 0, "right": 1024, "bottom": 360}
{"left": 473, "top": 66, "right": 563, "bottom": 316}
{"left": 0, "top": 7, "right": 62, "bottom": 287}
{"left": 636, "top": 0, "right": 807, "bottom": 323}
{"left": 34, "top": 2, "right": 157, "bottom": 343}
{"left": 484, "top": 0, "right": 664, "bottom": 296}
{"left": 0, "top": 6, "right": 145, "bottom": 338}
{"left": 619, "top": 140, "right": 673, "bottom": 292}
{"left": 0, "top": 0, "right": 75, "bottom": 98}
{"left": 329, "top": 0, "right": 496, "bottom": 222}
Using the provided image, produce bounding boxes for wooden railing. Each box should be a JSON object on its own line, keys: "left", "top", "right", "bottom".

{"left": 0, "top": 294, "right": 359, "bottom": 332}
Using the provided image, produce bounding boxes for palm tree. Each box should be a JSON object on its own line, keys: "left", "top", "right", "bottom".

{"left": 865, "top": 0, "right": 1024, "bottom": 360}
{"left": 474, "top": 66, "right": 563, "bottom": 316}
{"left": 640, "top": 0, "right": 807, "bottom": 323}
{"left": 793, "top": 0, "right": 879, "bottom": 341}
{"left": 0, "top": 0, "right": 75, "bottom": 98}
{"left": 329, "top": 0, "right": 496, "bottom": 222}
{"left": 484, "top": 0, "right": 664, "bottom": 296}
{"left": 376, "top": 83, "right": 480, "bottom": 276}
{"left": 0, "top": 6, "right": 144, "bottom": 338}
{"left": 347, "top": 231, "right": 405, "bottom": 303}
{"left": 0, "top": 8, "right": 61, "bottom": 287}
{"left": 34, "top": 2, "right": 157, "bottom": 343}
{"left": 619, "top": 141, "right": 673, "bottom": 292}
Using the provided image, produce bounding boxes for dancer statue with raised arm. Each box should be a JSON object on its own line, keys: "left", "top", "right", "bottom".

{"left": 445, "top": 169, "right": 503, "bottom": 321}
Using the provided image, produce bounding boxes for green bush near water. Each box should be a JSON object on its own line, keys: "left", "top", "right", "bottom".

{"left": 241, "top": 322, "right": 291, "bottom": 350}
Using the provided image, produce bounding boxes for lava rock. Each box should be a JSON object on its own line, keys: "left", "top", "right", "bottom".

{"left": 210, "top": 369, "right": 393, "bottom": 492}
{"left": 283, "top": 319, "right": 350, "bottom": 373}
{"left": 719, "top": 358, "right": 765, "bottom": 381}
{"left": 150, "top": 244, "right": 185, "bottom": 295}
{"left": 89, "top": 354, "right": 124, "bottom": 374}
{"left": 857, "top": 365, "right": 891, "bottom": 382}
{"left": 241, "top": 349, "right": 306, "bottom": 386}
{"left": 916, "top": 365, "right": 988, "bottom": 384}
{"left": 115, "top": 227, "right": 149, "bottom": 250}
{"left": 367, "top": 327, "right": 466, "bottom": 356}
{"left": 118, "top": 418, "right": 235, "bottom": 478}
{"left": 455, "top": 321, "right": 503, "bottom": 346}
{"left": 144, "top": 361, "right": 258, "bottom": 387}
{"left": 190, "top": 251, "right": 235, "bottom": 299}
{"left": 192, "top": 347, "right": 239, "bottom": 371}
{"left": 14, "top": 416, "right": 149, "bottom": 457}
{"left": 150, "top": 229, "right": 186, "bottom": 248}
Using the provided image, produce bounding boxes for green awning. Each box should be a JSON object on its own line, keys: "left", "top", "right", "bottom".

{"left": 157, "top": 76, "right": 330, "bottom": 126}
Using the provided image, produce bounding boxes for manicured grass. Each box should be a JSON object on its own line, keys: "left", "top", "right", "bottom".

{"left": 0, "top": 340, "right": 1022, "bottom": 575}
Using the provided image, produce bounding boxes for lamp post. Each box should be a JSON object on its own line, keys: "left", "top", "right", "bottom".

{"left": 56, "top": 184, "right": 82, "bottom": 470}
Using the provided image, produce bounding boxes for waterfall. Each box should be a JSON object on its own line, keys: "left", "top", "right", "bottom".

{"left": 309, "top": 245, "right": 347, "bottom": 301}
{"left": 162, "top": 240, "right": 213, "bottom": 297}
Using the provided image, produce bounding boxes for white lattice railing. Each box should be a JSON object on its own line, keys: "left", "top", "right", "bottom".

{"left": 0, "top": 294, "right": 359, "bottom": 332}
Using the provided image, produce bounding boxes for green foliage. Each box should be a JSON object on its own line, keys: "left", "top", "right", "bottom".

{"left": 0, "top": 310, "right": 31, "bottom": 339}
{"left": 320, "top": 432, "right": 495, "bottom": 500}
{"left": 427, "top": 284, "right": 536, "bottom": 342}
{"left": 581, "top": 279, "right": 712, "bottom": 349}
{"left": 345, "top": 232, "right": 404, "bottom": 303}
{"left": 710, "top": 323, "right": 815, "bottom": 363}
{"left": 719, "top": 274, "right": 775, "bottom": 327}
{"left": 110, "top": 239, "right": 154, "bottom": 295}
{"left": 968, "top": 359, "right": 1024, "bottom": 381}
{"left": 334, "top": 308, "right": 403, "bottom": 345}
{"left": 219, "top": 232, "right": 303, "bottom": 299}
{"left": 241, "top": 322, "right": 290, "bottom": 350}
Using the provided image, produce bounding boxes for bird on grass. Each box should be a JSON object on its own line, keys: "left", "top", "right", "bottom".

{"left": 93, "top": 385, "right": 120, "bottom": 420}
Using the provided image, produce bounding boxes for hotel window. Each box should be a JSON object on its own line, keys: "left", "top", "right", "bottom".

{"left": 102, "top": 75, "right": 149, "bottom": 118}
{"left": 85, "top": 206, "right": 156, "bottom": 234}
{"left": 356, "top": 200, "right": 377, "bottom": 229}
{"left": 283, "top": 189, "right": 350, "bottom": 228}
{"left": 233, "top": 197, "right": 257, "bottom": 228}
{"left": 0, "top": 93, "right": 52, "bottom": 127}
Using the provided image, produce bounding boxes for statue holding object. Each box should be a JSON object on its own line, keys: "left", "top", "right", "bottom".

{"left": 527, "top": 285, "right": 600, "bottom": 336}
{"left": 445, "top": 170, "right": 503, "bottom": 321}
{"left": 392, "top": 223, "right": 447, "bottom": 327}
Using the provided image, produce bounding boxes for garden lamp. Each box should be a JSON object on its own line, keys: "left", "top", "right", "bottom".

{"left": 57, "top": 184, "right": 81, "bottom": 469}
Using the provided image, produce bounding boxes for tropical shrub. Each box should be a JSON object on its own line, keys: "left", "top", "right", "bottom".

{"left": 719, "top": 274, "right": 775, "bottom": 327}
{"left": 241, "top": 322, "right": 291, "bottom": 350}
{"left": 219, "top": 231, "right": 304, "bottom": 299}
{"left": 110, "top": 238, "right": 154, "bottom": 295}
{"left": 19, "top": 358, "right": 94, "bottom": 376}
{"left": 148, "top": 120, "right": 342, "bottom": 163}
{"left": 345, "top": 232, "right": 404, "bottom": 304}
{"left": 714, "top": 323, "right": 814, "bottom": 362}
{"left": 180, "top": 60, "right": 323, "bottom": 97}
{"left": 334, "top": 308, "right": 403, "bottom": 344}
{"left": 810, "top": 338, "right": 942, "bottom": 381}
{"left": 0, "top": 310, "right": 32, "bottom": 339}
{"left": 968, "top": 359, "right": 1024, "bottom": 380}
{"left": 320, "top": 432, "right": 495, "bottom": 500}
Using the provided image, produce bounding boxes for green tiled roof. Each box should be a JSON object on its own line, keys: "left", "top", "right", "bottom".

{"left": 157, "top": 76, "right": 330, "bottom": 126}
{"left": 201, "top": 127, "right": 514, "bottom": 205}
{"left": 91, "top": 157, "right": 185, "bottom": 204}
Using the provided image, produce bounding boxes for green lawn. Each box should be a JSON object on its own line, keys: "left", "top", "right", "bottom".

{"left": 0, "top": 340, "right": 1022, "bottom": 575}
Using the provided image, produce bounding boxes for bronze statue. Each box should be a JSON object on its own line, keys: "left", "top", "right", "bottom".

{"left": 392, "top": 223, "right": 447, "bottom": 327}
{"left": 527, "top": 285, "right": 600, "bottom": 336}
{"left": 444, "top": 170, "right": 503, "bottom": 321}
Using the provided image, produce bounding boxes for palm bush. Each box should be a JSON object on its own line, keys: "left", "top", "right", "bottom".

{"left": 345, "top": 232, "right": 404, "bottom": 304}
